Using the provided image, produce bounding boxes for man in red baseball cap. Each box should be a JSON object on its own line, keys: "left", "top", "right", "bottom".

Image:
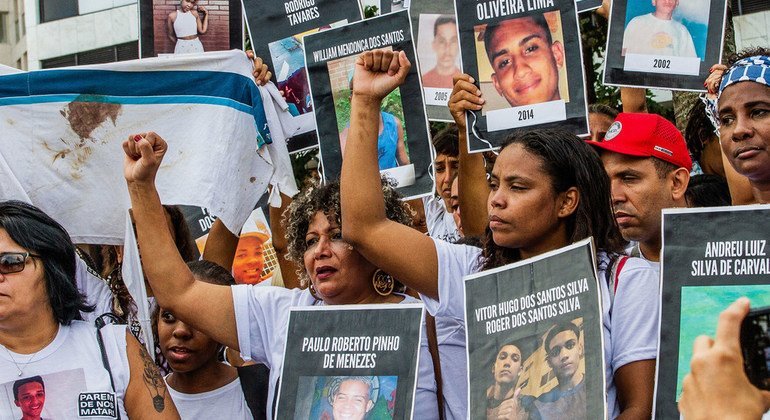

{"left": 587, "top": 113, "right": 691, "bottom": 265}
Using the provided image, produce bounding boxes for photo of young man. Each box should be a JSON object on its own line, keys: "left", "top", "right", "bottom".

{"left": 13, "top": 376, "right": 47, "bottom": 420}
{"left": 622, "top": 0, "right": 697, "bottom": 58}
{"left": 419, "top": 15, "right": 461, "bottom": 89}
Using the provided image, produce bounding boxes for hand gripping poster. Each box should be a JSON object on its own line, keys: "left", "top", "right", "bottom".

{"left": 410, "top": 0, "right": 462, "bottom": 121}
{"left": 655, "top": 205, "right": 770, "bottom": 418}
{"left": 303, "top": 10, "right": 434, "bottom": 199}
{"left": 275, "top": 304, "right": 424, "bottom": 419}
{"left": 242, "top": 0, "right": 363, "bottom": 153}
{"left": 455, "top": 0, "right": 589, "bottom": 152}
{"left": 464, "top": 239, "right": 605, "bottom": 419}
{"left": 603, "top": 0, "right": 727, "bottom": 91}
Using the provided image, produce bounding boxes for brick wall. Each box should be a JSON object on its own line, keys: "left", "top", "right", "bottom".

{"left": 327, "top": 55, "right": 356, "bottom": 96}
{"left": 152, "top": 0, "right": 231, "bottom": 55}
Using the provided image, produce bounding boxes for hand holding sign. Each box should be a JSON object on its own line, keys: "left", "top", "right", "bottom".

{"left": 123, "top": 132, "right": 168, "bottom": 186}
{"left": 448, "top": 73, "right": 484, "bottom": 132}
{"left": 246, "top": 50, "right": 272, "bottom": 86}
{"left": 353, "top": 49, "right": 411, "bottom": 103}
{"left": 679, "top": 298, "right": 770, "bottom": 419}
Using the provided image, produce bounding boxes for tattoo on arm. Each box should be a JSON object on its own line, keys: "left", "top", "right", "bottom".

{"left": 138, "top": 343, "right": 167, "bottom": 413}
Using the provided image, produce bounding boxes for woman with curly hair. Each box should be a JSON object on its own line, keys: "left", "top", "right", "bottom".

{"left": 121, "top": 131, "right": 463, "bottom": 419}
{"left": 339, "top": 49, "right": 660, "bottom": 419}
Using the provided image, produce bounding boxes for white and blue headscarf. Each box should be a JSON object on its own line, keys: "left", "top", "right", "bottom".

{"left": 703, "top": 55, "right": 770, "bottom": 131}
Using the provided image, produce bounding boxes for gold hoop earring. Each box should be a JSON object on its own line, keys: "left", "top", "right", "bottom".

{"left": 372, "top": 269, "right": 394, "bottom": 296}
{"left": 308, "top": 283, "right": 321, "bottom": 300}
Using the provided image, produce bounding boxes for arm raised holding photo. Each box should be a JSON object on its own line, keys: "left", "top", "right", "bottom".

{"left": 123, "top": 132, "right": 239, "bottom": 351}
{"left": 340, "top": 49, "right": 440, "bottom": 298}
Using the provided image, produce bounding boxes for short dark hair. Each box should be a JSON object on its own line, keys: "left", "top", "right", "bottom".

{"left": 13, "top": 376, "right": 44, "bottom": 401}
{"left": 329, "top": 376, "right": 375, "bottom": 402}
{"left": 483, "top": 15, "right": 553, "bottom": 62}
{"left": 652, "top": 157, "right": 679, "bottom": 179}
{"left": 432, "top": 124, "right": 459, "bottom": 158}
{"left": 544, "top": 321, "right": 581, "bottom": 354}
{"left": 588, "top": 103, "right": 618, "bottom": 120}
{"left": 685, "top": 174, "right": 731, "bottom": 207}
{"left": 0, "top": 201, "right": 94, "bottom": 325}
{"left": 433, "top": 15, "right": 456, "bottom": 36}
{"left": 684, "top": 100, "right": 717, "bottom": 164}
{"left": 187, "top": 260, "right": 235, "bottom": 286}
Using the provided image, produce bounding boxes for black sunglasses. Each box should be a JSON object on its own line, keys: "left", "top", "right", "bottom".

{"left": 0, "top": 252, "right": 41, "bottom": 274}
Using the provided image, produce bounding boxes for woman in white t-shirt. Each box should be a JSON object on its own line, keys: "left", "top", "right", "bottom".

{"left": 338, "top": 50, "right": 660, "bottom": 419}
{"left": 0, "top": 200, "right": 180, "bottom": 419}
{"left": 121, "top": 132, "right": 463, "bottom": 419}
{"left": 155, "top": 260, "right": 252, "bottom": 420}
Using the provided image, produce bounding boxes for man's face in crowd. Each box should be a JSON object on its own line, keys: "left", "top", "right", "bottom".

{"left": 488, "top": 17, "right": 564, "bottom": 107}
{"left": 15, "top": 381, "right": 45, "bottom": 419}
{"left": 652, "top": 0, "right": 679, "bottom": 19}
{"left": 432, "top": 22, "right": 459, "bottom": 74}
{"left": 601, "top": 153, "right": 675, "bottom": 246}
{"left": 547, "top": 330, "right": 581, "bottom": 381}
{"left": 589, "top": 112, "right": 615, "bottom": 142}
{"left": 718, "top": 82, "right": 770, "bottom": 184}
{"left": 332, "top": 380, "right": 374, "bottom": 420}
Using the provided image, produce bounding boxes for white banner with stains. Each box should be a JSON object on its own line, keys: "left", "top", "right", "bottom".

{"left": 0, "top": 50, "right": 274, "bottom": 245}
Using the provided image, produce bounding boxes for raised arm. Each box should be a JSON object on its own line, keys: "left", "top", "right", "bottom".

{"left": 124, "top": 331, "right": 180, "bottom": 419}
{"left": 123, "top": 132, "right": 239, "bottom": 351}
{"left": 202, "top": 218, "right": 239, "bottom": 271}
{"left": 195, "top": 7, "right": 208, "bottom": 35}
{"left": 449, "top": 74, "right": 489, "bottom": 238}
{"left": 340, "top": 49, "right": 440, "bottom": 298}
{"left": 270, "top": 191, "right": 301, "bottom": 289}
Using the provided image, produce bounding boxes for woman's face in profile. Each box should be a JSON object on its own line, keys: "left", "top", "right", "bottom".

{"left": 493, "top": 344, "right": 523, "bottom": 385}
{"left": 0, "top": 229, "right": 48, "bottom": 322}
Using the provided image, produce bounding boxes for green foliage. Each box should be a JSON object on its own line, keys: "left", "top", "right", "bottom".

{"left": 333, "top": 88, "right": 408, "bottom": 148}
{"left": 364, "top": 5, "right": 379, "bottom": 18}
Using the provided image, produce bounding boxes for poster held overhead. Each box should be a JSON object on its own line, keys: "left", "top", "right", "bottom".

{"left": 410, "top": 0, "right": 462, "bottom": 121}
{"left": 303, "top": 10, "right": 434, "bottom": 199}
{"left": 463, "top": 239, "right": 606, "bottom": 419}
{"left": 139, "top": 0, "right": 243, "bottom": 58}
{"left": 241, "top": 0, "right": 363, "bottom": 153}
{"left": 455, "top": 0, "right": 589, "bottom": 153}
{"left": 576, "top": 0, "right": 602, "bottom": 13}
{"left": 654, "top": 205, "right": 770, "bottom": 418}
{"left": 275, "top": 304, "right": 424, "bottom": 419}
{"left": 603, "top": 0, "right": 727, "bottom": 91}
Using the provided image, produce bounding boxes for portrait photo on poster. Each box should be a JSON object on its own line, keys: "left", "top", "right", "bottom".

{"left": 303, "top": 10, "right": 434, "bottom": 199}
{"left": 274, "top": 304, "right": 423, "bottom": 419}
{"left": 454, "top": 0, "right": 589, "bottom": 152}
{"left": 139, "top": 0, "right": 243, "bottom": 58}
{"left": 411, "top": 0, "right": 462, "bottom": 122}
{"left": 655, "top": 205, "right": 770, "bottom": 418}
{"left": 463, "top": 239, "right": 606, "bottom": 419}
{"left": 293, "top": 375, "right": 398, "bottom": 419}
{"left": 242, "top": 0, "right": 363, "bottom": 150}
{"left": 0, "top": 369, "right": 90, "bottom": 419}
{"left": 603, "top": 0, "right": 727, "bottom": 91}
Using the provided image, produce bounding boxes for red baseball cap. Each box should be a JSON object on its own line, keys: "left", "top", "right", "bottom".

{"left": 587, "top": 113, "right": 692, "bottom": 171}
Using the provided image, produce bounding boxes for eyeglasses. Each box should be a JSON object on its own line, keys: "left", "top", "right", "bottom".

{"left": 0, "top": 252, "right": 41, "bottom": 274}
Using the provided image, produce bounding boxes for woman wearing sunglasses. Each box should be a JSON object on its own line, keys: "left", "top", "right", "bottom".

{"left": 0, "top": 200, "right": 180, "bottom": 418}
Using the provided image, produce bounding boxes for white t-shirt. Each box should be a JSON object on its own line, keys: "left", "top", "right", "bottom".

{"left": 423, "top": 195, "right": 461, "bottom": 243}
{"left": 423, "top": 238, "right": 660, "bottom": 419}
{"left": 622, "top": 13, "right": 697, "bottom": 57}
{"left": 231, "top": 285, "right": 467, "bottom": 419}
{"left": 0, "top": 322, "right": 129, "bottom": 420}
{"left": 166, "top": 376, "right": 253, "bottom": 420}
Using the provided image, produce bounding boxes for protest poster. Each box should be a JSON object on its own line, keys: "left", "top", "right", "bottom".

{"left": 242, "top": 0, "right": 363, "bottom": 153}
{"left": 410, "top": 0, "right": 461, "bottom": 121}
{"left": 181, "top": 202, "right": 284, "bottom": 286}
{"left": 275, "top": 304, "right": 424, "bottom": 418}
{"left": 654, "top": 205, "right": 770, "bottom": 418}
{"left": 455, "top": 0, "right": 589, "bottom": 152}
{"left": 464, "top": 238, "right": 605, "bottom": 419}
{"left": 139, "top": 0, "right": 243, "bottom": 58}
{"left": 603, "top": 0, "right": 727, "bottom": 91}
{"left": 303, "top": 10, "right": 434, "bottom": 199}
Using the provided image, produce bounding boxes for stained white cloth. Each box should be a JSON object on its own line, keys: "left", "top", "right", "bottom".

{"left": 0, "top": 322, "right": 129, "bottom": 420}
{"left": 422, "top": 238, "right": 660, "bottom": 419}
{"left": 231, "top": 286, "right": 466, "bottom": 419}
{"left": 166, "top": 376, "right": 253, "bottom": 420}
{"left": 622, "top": 13, "right": 697, "bottom": 57}
{"left": 422, "top": 195, "right": 461, "bottom": 243}
{"left": 0, "top": 50, "right": 273, "bottom": 245}
{"left": 173, "top": 10, "right": 198, "bottom": 38}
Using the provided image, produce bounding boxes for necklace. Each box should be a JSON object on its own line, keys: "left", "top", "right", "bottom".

{"left": 3, "top": 346, "right": 41, "bottom": 377}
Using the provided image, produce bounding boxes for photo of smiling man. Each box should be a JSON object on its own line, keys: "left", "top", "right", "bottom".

{"left": 13, "top": 377, "right": 47, "bottom": 420}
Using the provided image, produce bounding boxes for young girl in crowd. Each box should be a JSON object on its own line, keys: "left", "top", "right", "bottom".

{"left": 122, "top": 131, "right": 466, "bottom": 418}
{"left": 339, "top": 49, "right": 660, "bottom": 419}
{"left": 167, "top": 0, "right": 208, "bottom": 54}
{"left": 155, "top": 260, "right": 252, "bottom": 419}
